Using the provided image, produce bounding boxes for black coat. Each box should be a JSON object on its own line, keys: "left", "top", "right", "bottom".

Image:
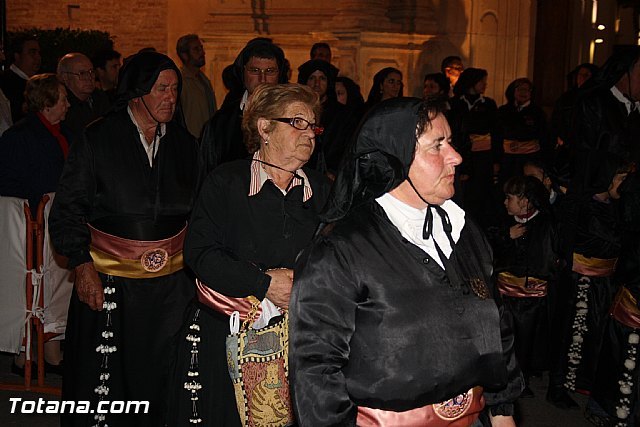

{"left": 199, "top": 96, "right": 247, "bottom": 174}
{"left": 290, "top": 201, "right": 523, "bottom": 425}
{"left": 569, "top": 87, "right": 640, "bottom": 197}
{"left": 0, "top": 68, "right": 28, "bottom": 122}
{"left": 62, "top": 88, "right": 111, "bottom": 142}
{"left": 49, "top": 108, "right": 203, "bottom": 268}
{"left": 0, "top": 112, "right": 71, "bottom": 210}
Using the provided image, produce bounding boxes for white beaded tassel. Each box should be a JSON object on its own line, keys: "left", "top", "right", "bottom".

{"left": 92, "top": 275, "right": 117, "bottom": 427}
{"left": 184, "top": 309, "right": 202, "bottom": 424}
{"left": 565, "top": 277, "right": 590, "bottom": 391}
{"left": 614, "top": 331, "right": 639, "bottom": 426}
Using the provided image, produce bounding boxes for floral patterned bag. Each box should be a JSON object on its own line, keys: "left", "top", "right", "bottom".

{"left": 225, "top": 302, "right": 293, "bottom": 427}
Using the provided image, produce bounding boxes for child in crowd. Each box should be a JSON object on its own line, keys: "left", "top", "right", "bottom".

{"left": 490, "top": 175, "right": 560, "bottom": 398}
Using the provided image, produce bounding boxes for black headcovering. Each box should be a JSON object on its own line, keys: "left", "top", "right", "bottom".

{"left": 584, "top": 46, "right": 640, "bottom": 94}
{"left": 232, "top": 38, "right": 288, "bottom": 89}
{"left": 297, "top": 59, "right": 340, "bottom": 100}
{"left": 115, "top": 51, "right": 181, "bottom": 110}
{"left": 320, "top": 97, "right": 423, "bottom": 223}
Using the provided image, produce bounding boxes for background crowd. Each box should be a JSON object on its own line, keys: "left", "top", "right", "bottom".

{"left": 0, "top": 32, "right": 639, "bottom": 427}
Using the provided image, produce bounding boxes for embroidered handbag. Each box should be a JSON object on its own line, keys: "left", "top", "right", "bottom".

{"left": 226, "top": 302, "right": 293, "bottom": 427}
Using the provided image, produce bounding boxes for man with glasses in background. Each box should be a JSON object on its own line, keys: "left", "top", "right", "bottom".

{"left": 57, "top": 53, "right": 110, "bottom": 140}
{"left": 200, "top": 38, "right": 288, "bottom": 173}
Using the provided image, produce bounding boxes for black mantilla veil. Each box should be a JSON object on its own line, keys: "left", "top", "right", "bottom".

{"left": 115, "top": 51, "right": 183, "bottom": 111}
{"left": 319, "top": 95, "right": 459, "bottom": 263}
{"left": 297, "top": 59, "right": 340, "bottom": 101}
{"left": 581, "top": 45, "right": 640, "bottom": 96}
{"left": 319, "top": 97, "right": 423, "bottom": 224}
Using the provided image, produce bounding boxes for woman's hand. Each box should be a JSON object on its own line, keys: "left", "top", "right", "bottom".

{"left": 509, "top": 224, "right": 526, "bottom": 239}
{"left": 74, "top": 262, "right": 104, "bottom": 311}
{"left": 490, "top": 414, "right": 516, "bottom": 427}
{"left": 265, "top": 268, "right": 294, "bottom": 309}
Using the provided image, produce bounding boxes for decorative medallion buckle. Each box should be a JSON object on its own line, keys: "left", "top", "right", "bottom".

{"left": 433, "top": 388, "right": 473, "bottom": 420}
{"left": 141, "top": 248, "right": 168, "bottom": 272}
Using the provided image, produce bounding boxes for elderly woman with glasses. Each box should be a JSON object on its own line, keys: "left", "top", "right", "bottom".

{"left": 169, "top": 83, "right": 331, "bottom": 427}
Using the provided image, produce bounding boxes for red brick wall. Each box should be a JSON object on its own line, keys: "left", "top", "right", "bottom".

{"left": 6, "top": 0, "right": 169, "bottom": 56}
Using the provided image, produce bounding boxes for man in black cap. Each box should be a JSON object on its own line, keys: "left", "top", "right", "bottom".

{"left": 199, "top": 38, "right": 288, "bottom": 173}
{"left": 49, "top": 51, "right": 203, "bottom": 427}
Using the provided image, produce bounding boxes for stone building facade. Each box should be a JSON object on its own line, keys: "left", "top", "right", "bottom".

{"left": 7, "top": 0, "right": 540, "bottom": 105}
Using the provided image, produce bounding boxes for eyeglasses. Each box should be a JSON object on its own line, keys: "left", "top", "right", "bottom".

{"left": 65, "top": 69, "right": 95, "bottom": 81}
{"left": 245, "top": 66, "right": 279, "bottom": 77}
{"left": 272, "top": 117, "right": 324, "bottom": 135}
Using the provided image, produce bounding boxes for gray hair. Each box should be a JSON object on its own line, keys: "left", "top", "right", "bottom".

{"left": 57, "top": 52, "right": 90, "bottom": 76}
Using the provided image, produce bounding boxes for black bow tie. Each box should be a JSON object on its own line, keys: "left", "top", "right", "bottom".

{"left": 406, "top": 177, "right": 455, "bottom": 247}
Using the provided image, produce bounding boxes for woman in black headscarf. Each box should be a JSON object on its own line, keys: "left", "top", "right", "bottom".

{"left": 297, "top": 59, "right": 357, "bottom": 177}
{"left": 364, "top": 66, "right": 403, "bottom": 112}
{"left": 289, "top": 96, "right": 524, "bottom": 427}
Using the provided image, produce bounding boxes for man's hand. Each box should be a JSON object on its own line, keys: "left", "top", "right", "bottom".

{"left": 74, "top": 262, "right": 104, "bottom": 311}
{"left": 265, "top": 268, "right": 294, "bottom": 309}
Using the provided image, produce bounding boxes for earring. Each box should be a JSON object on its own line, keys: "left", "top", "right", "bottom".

{"left": 264, "top": 138, "right": 269, "bottom": 145}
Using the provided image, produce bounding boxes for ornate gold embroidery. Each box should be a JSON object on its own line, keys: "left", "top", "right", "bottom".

{"left": 470, "top": 278, "right": 489, "bottom": 299}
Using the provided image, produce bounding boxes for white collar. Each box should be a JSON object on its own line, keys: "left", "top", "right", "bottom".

{"left": 610, "top": 85, "right": 640, "bottom": 115}
{"left": 9, "top": 64, "right": 30, "bottom": 80}
{"left": 461, "top": 94, "right": 485, "bottom": 110}
{"left": 514, "top": 209, "right": 539, "bottom": 224}
{"left": 516, "top": 100, "right": 531, "bottom": 111}
{"left": 240, "top": 90, "right": 249, "bottom": 111}
{"left": 127, "top": 106, "right": 167, "bottom": 166}
{"left": 376, "top": 194, "right": 465, "bottom": 268}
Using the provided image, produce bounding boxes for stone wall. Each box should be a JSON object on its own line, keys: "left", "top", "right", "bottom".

{"left": 6, "top": 0, "right": 536, "bottom": 106}
{"left": 6, "top": 0, "right": 168, "bottom": 58}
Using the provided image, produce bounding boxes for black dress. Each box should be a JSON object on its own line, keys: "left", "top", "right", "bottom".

{"left": 168, "top": 158, "right": 330, "bottom": 427}
{"left": 561, "top": 197, "right": 621, "bottom": 393}
{"left": 490, "top": 212, "right": 560, "bottom": 376}
{"left": 449, "top": 94, "right": 501, "bottom": 229}
{"left": 49, "top": 109, "right": 202, "bottom": 427}
{"left": 497, "top": 102, "right": 548, "bottom": 181}
{"left": 0, "top": 112, "right": 71, "bottom": 211}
